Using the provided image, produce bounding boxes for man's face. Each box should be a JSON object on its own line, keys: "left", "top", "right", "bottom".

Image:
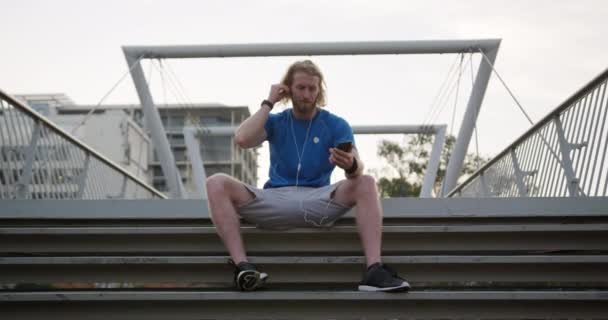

{"left": 290, "top": 71, "right": 320, "bottom": 113}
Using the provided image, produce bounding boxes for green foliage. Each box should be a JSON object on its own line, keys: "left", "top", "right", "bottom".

{"left": 373, "top": 134, "right": 488, "bottom": 197}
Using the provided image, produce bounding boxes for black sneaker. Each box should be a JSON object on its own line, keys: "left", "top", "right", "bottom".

{"left": 228, "top": 259, "right": 268, "bottom": 291}
{"left": 358, "top": 262, "right": 410, "bottom": 292}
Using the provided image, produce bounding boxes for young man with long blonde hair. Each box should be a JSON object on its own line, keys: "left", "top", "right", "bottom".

{"left": 206, "top": 60, "right": 410, "bottom": 292}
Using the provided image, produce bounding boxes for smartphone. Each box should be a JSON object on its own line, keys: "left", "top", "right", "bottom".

{"left": 336, "top": 142, "right": 353, "bottom": 152}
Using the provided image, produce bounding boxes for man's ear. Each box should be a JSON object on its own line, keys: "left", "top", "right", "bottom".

{"left": 280, "top": 83, "right": 292, "bottom": 99}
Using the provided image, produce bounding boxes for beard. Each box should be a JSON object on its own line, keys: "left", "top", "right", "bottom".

{"left": 293, "top": 100, "right": 316, "bottom": 114}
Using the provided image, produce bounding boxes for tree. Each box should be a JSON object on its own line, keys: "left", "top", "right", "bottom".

{"left": 372, "top": 134, "right": 488, "bottom": 197}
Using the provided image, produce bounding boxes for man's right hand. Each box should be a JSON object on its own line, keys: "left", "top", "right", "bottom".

{"left": 268, "top": 84, "right": 290, "bottom": 104}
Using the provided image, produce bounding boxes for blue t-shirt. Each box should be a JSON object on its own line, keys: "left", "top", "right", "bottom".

{"left": 263, "top": 108, "right": 355, "bottom": 189}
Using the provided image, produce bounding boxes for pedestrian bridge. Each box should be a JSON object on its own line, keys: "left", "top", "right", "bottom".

{"left": 1, "top": 42, "right": 607, "bottom": 318}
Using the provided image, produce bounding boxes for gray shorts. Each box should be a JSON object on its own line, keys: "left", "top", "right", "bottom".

{"left": 236, "top": 182, "right": 353, "bottom": 230}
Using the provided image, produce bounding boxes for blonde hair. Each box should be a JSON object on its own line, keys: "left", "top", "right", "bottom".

{"left": 280, "top": 60, "right": 327, "bottom": 107}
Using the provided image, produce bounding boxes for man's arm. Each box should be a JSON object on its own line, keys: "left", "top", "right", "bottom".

{"left": 345, "top": 148, "right": 364, "bottom": 179}
{"left": 329, "top": 147, "right": 364, "bottom": 179}
{"left": 234, "top": 105, "right": 270, "bottom": 149}
{"left": 234, "top": 84, "right": 289, "bottom": 149}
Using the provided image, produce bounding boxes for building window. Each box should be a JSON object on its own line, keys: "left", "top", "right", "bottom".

{"left": 153, "top": 181, "right": 167, "bottom": 191}
{"left": 153, "top": 167, "right": 164, "bottom": 177}
{"left": 169, "top": 134, "right": 185, "bottom": 145}
{"left": 168, "top": 115, "right": 184, "bottom": 128}
{"left": 200, "top": 136, "right": 232, "bottom": 161}
{"left": 30, "top": 102, "right": 50, "bottom": 116}
{"left": 200, "top": 116, "right": 230, "bottom": 127}
{"left": 160, "top": 115, "right": 168, "bottom": 126}
{"left": 205, "top": 165, "right": 231, "bottom": 177}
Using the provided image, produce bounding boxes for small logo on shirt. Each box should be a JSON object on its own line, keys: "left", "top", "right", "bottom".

{"left": 313, "top": 137, "right": 319, "bottom": 144}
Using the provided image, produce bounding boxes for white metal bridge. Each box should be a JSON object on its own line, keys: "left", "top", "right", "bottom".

{"left": 1, "top": 40, "right": 607, "bottom": 319}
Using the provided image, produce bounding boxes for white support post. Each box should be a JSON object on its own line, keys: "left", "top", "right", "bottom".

{"left": 553, "top": 116, "right": 586, "bottom": 197}
{"left": 510, "top": 148, "right": 528, "bottom": 197}
{"left": 16, "top": 122, "right": 41, "bottom": 199}
{"left": 183, "top": 127, "right": 208, "bottom": 199}
{"left": 479, "top": 173, "right": 490, "bottom": 197}
{"left": 510, "top": 148, "right": 538, "bottom": 197}
{"left": 124, "top": 53, "right": 186, "bottom": 199}
{"left": 75, "top": 154, "right": 90, "bottom": 199}
{"left": 116, "top": 176, "right": 128, "bottom": 199}
{"left": 421, "top": 125, "right": 446, "bottom": 197}
{"left": 442, "top": 45, "right": 500, "bottom": 196}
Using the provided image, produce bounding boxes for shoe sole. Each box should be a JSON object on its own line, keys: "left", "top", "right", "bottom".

{"left": 237, "top": 270, "right": 268, "bottom": 291}
{"left": 358, "top": 284, "right": 410, "bottom": 292}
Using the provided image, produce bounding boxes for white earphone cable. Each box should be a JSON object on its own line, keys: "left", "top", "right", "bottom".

{"left": 289, "top": 108, "right": 335, "bottom": 227}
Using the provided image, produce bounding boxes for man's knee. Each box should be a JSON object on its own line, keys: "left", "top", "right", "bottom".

{"left": 206, "top": 173, "right": 252, "bottom": 205}
{"left": 352, "top": 174, "right": 378, "bottom": 195}
{"left": 206, "top": 173, "right": 231, "bottom": 196}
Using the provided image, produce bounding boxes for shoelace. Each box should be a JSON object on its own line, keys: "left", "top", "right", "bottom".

{"left": 381, "top": 264, "right": 404, "bottom": 281}
{"left": 228, "top": 258, "right": 257, "bottom": 272}
{"left": 227, "top": 258, "right": 237, "bottom": 268}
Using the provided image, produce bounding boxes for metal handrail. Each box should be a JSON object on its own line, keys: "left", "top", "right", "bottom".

{"left": 0, "top": 89, "right": 166, "bottom": 199}
{"left": 448, "top": 68, "right": 608, "bottom": 197}
{"left": 183, "top": 124, "right": 447, "bottom": 199}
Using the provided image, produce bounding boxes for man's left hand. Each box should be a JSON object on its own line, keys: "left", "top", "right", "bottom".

{"left": 329, "top": 148, "right": 354, "bottom": 170}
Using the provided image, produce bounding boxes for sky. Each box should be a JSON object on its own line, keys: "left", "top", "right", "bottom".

{"left": 1, "top": 0, "right": 607, "bottom": 188}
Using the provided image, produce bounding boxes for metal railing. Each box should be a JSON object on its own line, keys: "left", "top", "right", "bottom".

{"left": 0, "top": 90, "right": 166, "bottom": 199}
{"left": 448, "top": 68, "right": 608, "bottom": 197}
{"left": 183, "top": 124, "right": 447, "bottom": 199}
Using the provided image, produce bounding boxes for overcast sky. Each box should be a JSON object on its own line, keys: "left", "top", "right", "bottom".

{"left": 2, "top": 0, "right": 607, "bottom": 187}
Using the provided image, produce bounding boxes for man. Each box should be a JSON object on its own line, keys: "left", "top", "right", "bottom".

{"left": 205, "top": 60, "right": 410, "bottom": 292}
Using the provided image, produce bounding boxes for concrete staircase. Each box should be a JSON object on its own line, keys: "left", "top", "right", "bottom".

{"left": 1, "top": 198, "right": 607, "bottom": 319}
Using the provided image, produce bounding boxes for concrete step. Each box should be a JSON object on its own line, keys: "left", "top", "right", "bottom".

{"left": 2, "top": 254, "right": 606, "bottom": 284}
{"left": 1, "top": 290, "right": 607, "bottom": 319}
{"left": 2, "top": 199, "right": 607, "bottom": 318}
{"left": 2, "top": 222, "right": 607, "bottom": 254}
{"left": 4, "top": 281, "right": 608, "bottom": 291}
{"left": 3, "top": 223, "right": 608, "bottom": 234}
{"left": 3, "top": 198, "right": 608, "bottom": 220}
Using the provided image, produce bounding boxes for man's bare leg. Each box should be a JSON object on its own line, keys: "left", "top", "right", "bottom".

{"left": 333, "top": 175, "right": 409, "bottom": 292}
{"left": 206, "top": 173, "right": 254, "bottom": 264}
{"left": 331, "top": 175, "right": 383, "bottom": 267}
